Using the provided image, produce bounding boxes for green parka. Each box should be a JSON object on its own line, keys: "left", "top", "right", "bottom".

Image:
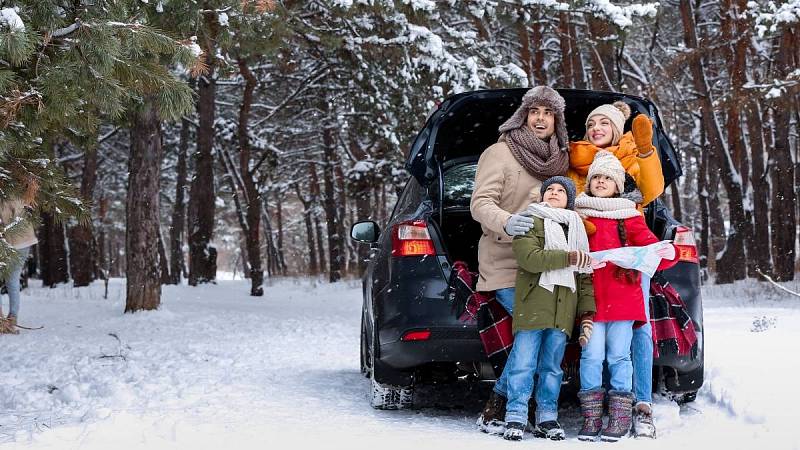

{"left": 511, "top": 217, "right": 596, "bottom": 337}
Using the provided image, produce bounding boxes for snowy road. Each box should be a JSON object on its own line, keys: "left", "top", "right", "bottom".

{"left": 1, "top": 278, "right": 798, "bottom": 449}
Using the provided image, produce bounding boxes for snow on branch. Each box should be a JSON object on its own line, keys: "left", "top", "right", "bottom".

{"left": 757, "top": 269, "right": 800, "bottom": 298}
{"left": 585, "top": 0, "right": 658, "bottom": 28}
{"left": 750, "top": 0, "right": 800, "bottom": 36}
{"left": 0, "top": 7, "right": 25, "bottom": 32}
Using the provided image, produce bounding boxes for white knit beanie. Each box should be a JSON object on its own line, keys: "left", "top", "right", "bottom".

{"left": 585, "top": 101, "right": 631, "bottom": 136}
{"left": 586, "top": 150, "right": 625, "bottom": 195}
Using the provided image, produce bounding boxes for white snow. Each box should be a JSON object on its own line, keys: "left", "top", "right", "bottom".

{"left": 1, "top": 277, "right": 798, "bottom": 448}
{"left": 218, "top": 12, "right": 229, "bottom": 27}
{"left": 0, "top": 7, "right": 24, "bottom": 32}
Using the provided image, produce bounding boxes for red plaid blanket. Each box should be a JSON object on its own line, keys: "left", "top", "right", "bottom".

{"left": 450, "top": 261, "right": 513, "bottom": 377}
{"left": 649, "top": 274, "right": 698, "bottom": 359}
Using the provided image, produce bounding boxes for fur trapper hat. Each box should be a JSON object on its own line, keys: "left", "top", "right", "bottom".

{"left": 586, "top": 150, "right": 625, "bottom": 195}
{"left": 585, "top": 101, "right": 631, "bottom": 136}
{"left": 499, "top": 86, "right": 568, "bottom": 151}
{"left": 541, "top": 176, "right": 577, "bottom": 210}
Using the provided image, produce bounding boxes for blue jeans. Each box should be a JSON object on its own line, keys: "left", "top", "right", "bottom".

{"left": 504, "top": 328, "right": 567, "bottom": 425}
{"left": 581, "top": 320, "right": 634, "bottom": 392}
{"left": 492, "top": 288, "right": 515, "bottom": 397}
{"left": 4, "top": 247, "right": 28, "bottom": 317}
{"left": 632, "top": 275, "right": 653, "bottom": 404}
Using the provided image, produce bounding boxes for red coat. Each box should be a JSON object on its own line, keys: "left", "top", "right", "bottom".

{"left": 587, "top": 215, "right": 678, "bottom": 323}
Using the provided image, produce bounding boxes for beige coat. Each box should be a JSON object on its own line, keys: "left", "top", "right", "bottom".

{"left": 470, "top": 141, "right": 543, "bottom": 291}
{"left": 1, "top": 198, "right": 38, "bottom": 250}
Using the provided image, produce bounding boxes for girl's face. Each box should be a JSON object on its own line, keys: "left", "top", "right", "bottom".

{"left": 543, "top": 183, "right": 568, "bottom": 209}
{"left": 586, "top": 115, "right": 614, "bottom": 148}
{"left": 589, "top": 174, "right": 618, "bottom": 198}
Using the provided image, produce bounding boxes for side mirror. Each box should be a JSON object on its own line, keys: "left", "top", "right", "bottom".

{"left": 351, "top": 221, "right": 380, "bottom": 243}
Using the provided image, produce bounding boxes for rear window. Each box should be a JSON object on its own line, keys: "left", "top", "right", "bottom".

{"left": 443, "top": 163, "right": 477, "bottom": 209}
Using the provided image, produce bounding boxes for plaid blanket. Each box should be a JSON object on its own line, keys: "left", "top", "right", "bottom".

{"left": 450, "top": 261, "right": 513, "bottom": 377}
{"left": 649, "top": 273, "right": 698, "bottom": 359}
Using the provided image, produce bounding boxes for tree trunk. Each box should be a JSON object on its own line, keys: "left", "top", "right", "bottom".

{"left": 274, "top": 188, "right": 286, "bottom": 275}
{"left": 769, "top": 28, "right": 797, "bottom": 281}
{"left": 679, "top": 0, "right": 747, "bottom": 283}
{"left": 68, "top": 147, "right": 98, "bottom": 287}
{"left": 586, "top": 15, "right": 616, "bottom": 91}
{"left": 125, "top": 99, "right": 162, "bottom": 313}
{"left": 531, "top": 13, "right": 547, "bottom": 85}
{"left": 237, "top": 58, "right": 264, "bottom": 295}
{"left": 697, "top": 130, "right": 710, "bottom": 270}
{"left": 309, "top": 163, "right": 328, "bottom": 275}
{"left": 295, "top": 184, "right": 319, "bottom": 275}
{"left": 168, "top": 118, "right": 190, "bottom": 285}
{"left": 187, "top": 57, "right": 217, "bottom": 286}
{"left": 322, "top": 126, "right": 343, "bottom": 282}
{"left": 517, "top": 13, "right": 533, "bottom": 85}
{"left": 158, "top": 230, "right": 170, "bottom": 285}
{"left": 558, "top": 12, "right": 574, "bottom": 88}
{"left": 745, "top": 97, "right": 772, "bottom": 275}
{"left": 38, "top": 211, "right": 69, "bottom": 287}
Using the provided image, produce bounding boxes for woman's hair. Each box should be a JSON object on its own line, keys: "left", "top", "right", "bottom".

{"left": 614, "top": 219, "right": 641, "bottom": 285}
{"left": 583, "top": 118, "right": 622, "bottom": 147}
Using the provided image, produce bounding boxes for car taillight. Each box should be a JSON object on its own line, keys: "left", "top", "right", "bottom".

{"left": 401, "top": 329, "right": 431, "bottom": 341}
{"left": 391, "top": 220, "right": 435, "bottom": 257}
{"left": 673, "top": 226, "right": 699, "bottom": 264}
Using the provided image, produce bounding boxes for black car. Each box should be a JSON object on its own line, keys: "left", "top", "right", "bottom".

{"left": 351, "top": 89, "right": 704, "bottom": 410}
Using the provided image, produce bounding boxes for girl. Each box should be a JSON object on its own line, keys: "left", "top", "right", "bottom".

{"left": 501, "top": 176, "right": 596, "bottom": 441}
{"left": 574, "top": 151, "right": 677, "bottom": 442}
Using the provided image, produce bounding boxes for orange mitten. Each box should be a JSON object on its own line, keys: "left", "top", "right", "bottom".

{"left": 582, "top": 217, "right": 596, "bottom": 236}
{"left": 631, "top": 114, "right": 654, "bottom": 154}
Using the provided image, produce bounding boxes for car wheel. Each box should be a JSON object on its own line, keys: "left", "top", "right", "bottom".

{"left": 364, "top": 323, "right": 413, "bottom": 410}
{"left": 360, "top": 313, "right": 370, "bottom": 378}
{"left": 676, "top": 391, "right": 697, "bottom": 405}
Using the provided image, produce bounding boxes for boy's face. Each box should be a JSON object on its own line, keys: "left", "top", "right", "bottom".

{"left": 526, "top": 105, "right": 555, "bottom": 140}
{"left": 589, "top": 174, "right": 618, "bottom": 198}
{"left": 543, "top": 183, "right": 568, "bottom": 209}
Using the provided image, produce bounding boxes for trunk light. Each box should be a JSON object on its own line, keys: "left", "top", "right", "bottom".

{"left": 674, "top": 226, "right": 699, "bottom": 264}
{"left": 392, "top": 220, "right": 435, "bottom": 257}
{"left": 401, "top": 330, "right": 431, "bottom": 341}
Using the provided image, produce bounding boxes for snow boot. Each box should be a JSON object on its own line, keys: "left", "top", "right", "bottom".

{"left": 0, "top": 316, "right": 16, "bottom": 334}
{"left": 477, "top": 390, "right": 506, "bottom": 435}
{"left": 577, "top": 389, "right": 605, "bottom": 441}
{"left": 533, "top": 420, "right": 565, "bottom": 441}
{"left": 503, "top": 421, "right": 525, "bottom": 441}
{"left": 601, "top": 390, "right": 634, "bottom": 442}
{"left": 632, "top": 402, "right": 656, "bottom": 438}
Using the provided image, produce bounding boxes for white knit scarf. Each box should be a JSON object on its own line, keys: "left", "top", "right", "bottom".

{"left": 574, "top": 193, "right": 640, "bottom": 219}
{"left": 525, "top": 202, "right": 591, "bottom": 293}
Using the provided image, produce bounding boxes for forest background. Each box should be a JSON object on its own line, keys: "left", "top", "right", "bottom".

{"left": 0, "top": 0, "right": 798, "bottom": 310}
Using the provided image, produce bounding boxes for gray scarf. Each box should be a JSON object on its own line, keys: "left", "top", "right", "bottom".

{"left": 503, "top": 127, "right": 570, "bottom": 180}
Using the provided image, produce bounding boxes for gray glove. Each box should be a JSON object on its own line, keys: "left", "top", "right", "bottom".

{"left": 504, "top": 213, "right": 534, "bottom": 236}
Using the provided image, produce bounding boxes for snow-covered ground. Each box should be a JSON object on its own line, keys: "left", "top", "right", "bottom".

{"left": 1, "top": 277, "right": 798, "bottom": 449}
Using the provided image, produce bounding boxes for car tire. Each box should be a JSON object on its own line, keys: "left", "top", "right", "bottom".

{"left": 676, "top": 391, "right": 697, "bottom": 405}
{"left": 360, "top": 313, "right": 370, "bottom": 378}
{"left": 364, "top": 321, "right": 414, "bottom": 410}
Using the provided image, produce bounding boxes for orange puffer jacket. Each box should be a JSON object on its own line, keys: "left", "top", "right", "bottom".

{"left": 567, "top": 132, "right": 664, "bottom": 208}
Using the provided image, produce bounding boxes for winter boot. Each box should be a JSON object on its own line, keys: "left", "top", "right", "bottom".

{"left": 476, "top": 390, "right": 507, "bottom": 435}
{"left": 577, "top": 389, "right": 605, "bottom": 441}
{"left": 632, "top": 402, "right": 656, "bottom": 438}
{"left": 533, "top": 420, "right": 565, "bottom": 441}
{"left": 0, "top": 316, "right": 15, "bottom": 334}
{"left": 601, "top": 390, "right": 634, "bottom": 442}
{"left": 503, "top": 422, "right": 526, "bottom": 441}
